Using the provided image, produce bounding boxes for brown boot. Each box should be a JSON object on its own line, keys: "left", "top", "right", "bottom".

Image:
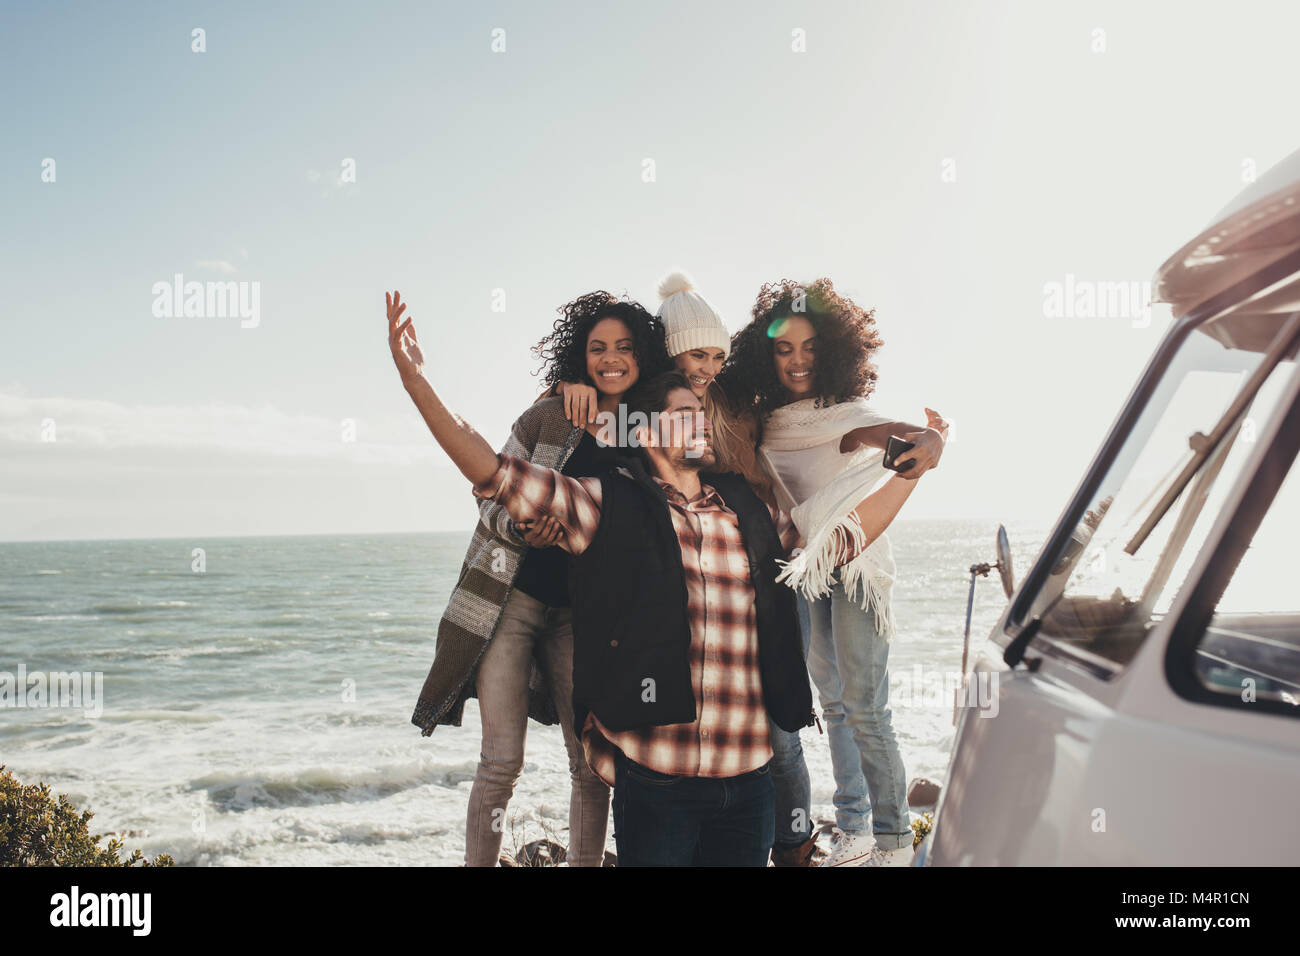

{"left": 770, "top": 836, "right": 820, "bottom": 867}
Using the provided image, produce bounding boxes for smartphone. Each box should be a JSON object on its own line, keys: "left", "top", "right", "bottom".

{"left": 884, "top": 435, "right": 917, "bottom": 472}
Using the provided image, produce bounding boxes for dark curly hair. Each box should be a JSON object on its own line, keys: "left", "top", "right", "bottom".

{"left": 717, "top": 278, "right": 884, "bottom": 419}
{"left": 532, "top": 291, "right": 674, "bottom": 390}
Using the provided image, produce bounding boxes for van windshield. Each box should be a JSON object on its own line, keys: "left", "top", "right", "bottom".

{"left": 1030, "top": 314, "right": 1299, "bottom": 668}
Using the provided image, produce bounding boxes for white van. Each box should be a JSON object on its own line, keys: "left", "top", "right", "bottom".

{"left": 918, "top": 148, "right": 1300, "bottom": 866}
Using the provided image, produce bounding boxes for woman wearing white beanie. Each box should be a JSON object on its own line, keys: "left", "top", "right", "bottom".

{"left": 656, "top": 270, "right": 730, "bottom": 375}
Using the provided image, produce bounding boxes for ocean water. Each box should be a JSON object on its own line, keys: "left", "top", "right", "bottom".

{"left": 0, "top": 520, "right": 1047, "bottom": 866}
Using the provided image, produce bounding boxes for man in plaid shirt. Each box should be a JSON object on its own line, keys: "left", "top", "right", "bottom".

{"left": 387, "top": 290, "right": 920, "bottom": 865}
{"left": 473, "top": 385, "right": 802, "bottom": 785}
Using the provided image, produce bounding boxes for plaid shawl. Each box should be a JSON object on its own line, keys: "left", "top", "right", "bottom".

{"left": 411, "top": 397, "right": 584, "bottom": 736}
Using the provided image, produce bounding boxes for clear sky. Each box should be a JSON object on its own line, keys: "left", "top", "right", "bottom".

{"left": 2, "top": 0, "right": 1298, "bottom": 542}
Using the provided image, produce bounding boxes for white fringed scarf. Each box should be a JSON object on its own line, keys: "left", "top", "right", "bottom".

{"left": 759, "top": 397, "right": 899, "bottom": 637}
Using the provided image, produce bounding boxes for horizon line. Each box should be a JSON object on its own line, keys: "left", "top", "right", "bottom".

{"left": 0, "top": 514, "right": 1050, "bottom": 546}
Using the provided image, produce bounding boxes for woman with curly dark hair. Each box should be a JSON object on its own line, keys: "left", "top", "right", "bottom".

{"left": 534, "top": 291, "right": 675, "bottom": 400}
{"left": 718, "top": 278, "right": 886, "bottom": 419}
{"left": 720, "top": 277, "right": 949, "bottom": 868}
{"left": 406, "top": 288, "right": 671, "bottom": 866}
{"left": 546, "top": 272, "right": 777, "bottom": 507}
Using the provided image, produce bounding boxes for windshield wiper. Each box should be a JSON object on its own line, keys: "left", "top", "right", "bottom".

{"left": 1125, "top": 309, "right": 1300, "bottom": 556}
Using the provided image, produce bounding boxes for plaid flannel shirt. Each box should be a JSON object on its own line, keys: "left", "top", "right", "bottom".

{"left": 473, "top": 452, "right": 800, "bottom": 785}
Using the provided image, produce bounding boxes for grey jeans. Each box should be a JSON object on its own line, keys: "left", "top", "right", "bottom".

{"left": 464, "top": 588, "right": 611, "bottom": 866}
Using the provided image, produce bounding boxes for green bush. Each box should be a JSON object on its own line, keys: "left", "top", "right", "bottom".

{"left": 0, "top": 765, "right": 173, "bottom": 867}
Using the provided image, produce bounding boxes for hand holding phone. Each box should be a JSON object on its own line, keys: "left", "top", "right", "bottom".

{"left": 883, "top": 435, "right": 917, "bottom": 473}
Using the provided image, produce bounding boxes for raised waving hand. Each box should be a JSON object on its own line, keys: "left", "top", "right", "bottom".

{"left": 387, "top": 290, "right": 426, "bottom": 386}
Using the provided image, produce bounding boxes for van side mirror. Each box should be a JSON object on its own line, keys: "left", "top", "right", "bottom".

{"left": 996, "top": 524, "right": 1015, "bottom": 598}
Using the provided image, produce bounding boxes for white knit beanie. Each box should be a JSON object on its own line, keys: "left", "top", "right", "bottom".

{"left": 656, "top": 270, "right": 730, "bottom": 358}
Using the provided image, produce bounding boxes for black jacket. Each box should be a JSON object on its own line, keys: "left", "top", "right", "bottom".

{"left": 567, "top": 455, "right": 816, "bottom": 736}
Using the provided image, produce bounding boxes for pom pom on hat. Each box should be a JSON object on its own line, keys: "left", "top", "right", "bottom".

{"left": 658, "top": 270, "right": 696, "bottom": 301}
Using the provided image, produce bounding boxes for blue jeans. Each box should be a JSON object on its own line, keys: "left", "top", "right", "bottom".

{"left": 806, "top": 572, "right": 911, "bottom": 849}
{"left": 770, "top": 592, "right": 870, "bottom": 847}
{"left": 769, "top": 593, "right": 813, "bottom": 849}
{"left": 465, "top": 589, "right": 610, "bottom": 867}
{"left": 611, "top": 752, "right": 775, "bottom": 866}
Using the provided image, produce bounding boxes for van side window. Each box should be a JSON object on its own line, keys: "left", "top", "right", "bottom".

{"left": 1189, "top": 450, "right": 1300, "bottom": 710}
{"left": 1030, "top": 324, "right": 1295, "bottom": 671}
